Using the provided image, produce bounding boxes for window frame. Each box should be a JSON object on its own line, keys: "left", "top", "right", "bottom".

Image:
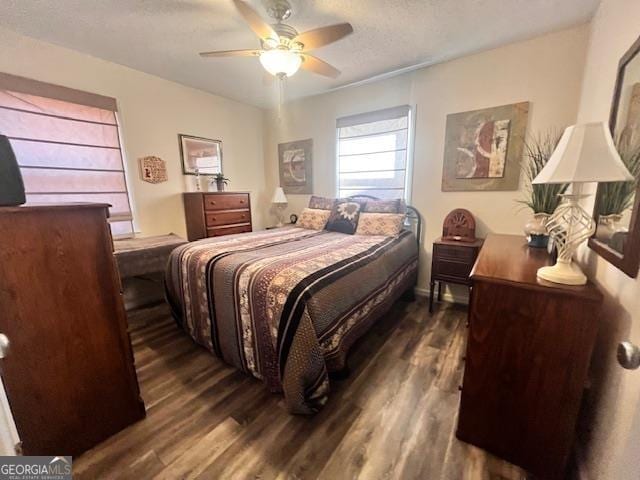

{"left": 335, "top": 105, "right": 415, "bottom": 203}
{"left": 0, "top": 73, "right": 135, "bottom": 238}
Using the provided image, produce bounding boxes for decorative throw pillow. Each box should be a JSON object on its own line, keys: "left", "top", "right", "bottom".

{"left": 355, "top": 213, "right": 405, "bottom": 236}
{"left": 325, "top": 201, "right": 362, "bottom": 234}
{"left": 297, "top": 208, "right": 331, "bottom": 230}
{"left": 364, "top": 199, "right": 402, "bottom": 213}
{"left": 308, "top": 195, "right": 336, "bottom": 210}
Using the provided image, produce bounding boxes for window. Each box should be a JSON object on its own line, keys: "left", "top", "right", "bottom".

{"left": 336, "top": 105, "right": 413, "bottom": 200}
{"left": 0, "top": 73, "right": 133, "bottom": 237}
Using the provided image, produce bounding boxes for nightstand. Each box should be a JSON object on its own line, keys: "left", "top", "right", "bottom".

{"left": 429, "top": 237, "right": 483, "bottom": 313}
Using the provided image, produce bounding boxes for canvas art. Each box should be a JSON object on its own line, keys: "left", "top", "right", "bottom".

{"left": 179, "top": 134, "right": 222, "bottom": 175}
{"left": 442, "top": 102, "right": 529, "bottom": 191}
{"left": 139, "top": 156, "right": 168, "bottom": 184}
{"left": 278, "top": 138, "right": 313, "bottom": 194}
{"left": 619, "top": 82, "right": 640, "bottom": 148}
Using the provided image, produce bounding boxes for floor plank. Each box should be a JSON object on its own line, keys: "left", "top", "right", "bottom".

{"left": 74, "top": 298, "right": 528, "bottom": 479}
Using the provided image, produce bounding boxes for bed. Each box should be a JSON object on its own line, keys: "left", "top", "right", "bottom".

{"left": 165, "top": 203, "right": 420, "bottom": 414}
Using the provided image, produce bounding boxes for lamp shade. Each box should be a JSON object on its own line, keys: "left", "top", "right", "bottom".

{"left": 532, "top": 122, "right": 634, "bottom": 184}
{"left": 271, "top": 187, "right": 288, "bottom": 204}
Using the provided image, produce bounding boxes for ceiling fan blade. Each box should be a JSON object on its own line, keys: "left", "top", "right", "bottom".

{"left": 294, "top": 23, "right": 353, "bottom": 50}
{"left": 301, "top": 54, "right": 341, "bottom": 78}
{"left": 199, "top": 49, "right": 261, "bottom": 58}
{"left": 232, "top": 0, "right": 279, "bottom": 42}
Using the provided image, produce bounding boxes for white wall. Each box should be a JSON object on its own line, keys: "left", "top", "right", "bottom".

{"left": 0, "top": 27, "right": 268, "bottom": 237}
{"left": 573, "top": 1, "right": 640, "bottom": 478}
{"left": 264, "top": 25, "right": 589, "bottom": 297}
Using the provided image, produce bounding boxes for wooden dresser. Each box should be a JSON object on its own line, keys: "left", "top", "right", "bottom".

{"left": 0, "top": 204, "right": 145, "bottom": 456}
{"left": 183, "top": 192, "right": 252, "bottom": 241}
{"left": 456, "top": 234, "right": 602, "bottom": 479}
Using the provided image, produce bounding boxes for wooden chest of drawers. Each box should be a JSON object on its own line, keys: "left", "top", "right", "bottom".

{"left": 456, "top": 234, "right": 602, "bottom": 479}
{"left": 183, "top": 192, "right": 252, "bottom": 241}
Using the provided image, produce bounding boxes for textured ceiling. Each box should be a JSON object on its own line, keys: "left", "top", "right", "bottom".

{"left": 0, "top": 0, "right": 599, "bottom": 108}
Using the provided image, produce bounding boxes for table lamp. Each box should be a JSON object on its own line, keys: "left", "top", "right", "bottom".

{"left": 271, "top": 187, "right": 288, "bottom": 227}
{"left": 532, "top": 122, "right": 633, "bottom": 285}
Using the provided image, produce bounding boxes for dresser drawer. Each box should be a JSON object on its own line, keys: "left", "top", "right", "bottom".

{"left": 205, "top": 210, "right": 251, "bottom": 227}
{"left": 204, "top": 194, "right": 249, "bottom": 211}
{"left": 207, "top": 224, "right": 252, "bottom": 237}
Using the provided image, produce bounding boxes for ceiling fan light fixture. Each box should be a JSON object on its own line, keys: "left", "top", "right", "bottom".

{"left": 259, "top": 49, "right": 302, "bottom": 77}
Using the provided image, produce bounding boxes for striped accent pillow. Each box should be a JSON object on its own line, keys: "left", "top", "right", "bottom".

{"left": 308, "top": 195, "right": 336, "bottom": 210}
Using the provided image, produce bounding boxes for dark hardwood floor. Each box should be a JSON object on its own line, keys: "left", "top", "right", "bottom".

{"left": 74, "top": 298, "right": 527, "bottom": 479}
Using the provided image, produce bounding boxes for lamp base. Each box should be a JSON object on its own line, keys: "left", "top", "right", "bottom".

{"left": 537, "top": 259, "right": 587, "bottom": 286}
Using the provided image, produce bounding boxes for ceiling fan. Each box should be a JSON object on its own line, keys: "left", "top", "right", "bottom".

{"left": 199, "top": 0, "right": 353, "bottom": 79}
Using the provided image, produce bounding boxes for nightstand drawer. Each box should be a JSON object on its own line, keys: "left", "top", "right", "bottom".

{"left": 433, "top": 258, "right": 474, "bottom": 282}
{"left": 204, "top": 194, "right": 249, "bottom": 211}
{"left": 434, "top": 243, "right": 477, "bottom": 262}
{"left": 206, "top": 210, "right": 250, "bottom": 227}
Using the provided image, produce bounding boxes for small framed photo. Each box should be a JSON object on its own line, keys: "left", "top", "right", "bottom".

{"left": 178, "top": 134, "right": 222, "bottom": 175}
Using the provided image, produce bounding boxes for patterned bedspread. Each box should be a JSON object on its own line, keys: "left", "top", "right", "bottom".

{"left": 165, "top": 226, "right": 418, "bottom": 413}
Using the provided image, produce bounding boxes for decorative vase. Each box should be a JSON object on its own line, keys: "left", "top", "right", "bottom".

{"left": 524, "top": 213, "right": 550, "bottom": 248}
{"left": 206, "top": 178, "right": 217, "bottom": 192}
{"left": 596, "top": 213, "right": 624, "bottom": 241}
{"left": 216, "top": 179, "right": 225, "bottom": 192}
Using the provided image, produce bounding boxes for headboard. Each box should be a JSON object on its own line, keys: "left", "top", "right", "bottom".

{"left": 346, "top": 195, "right": 422, "bottom": 247}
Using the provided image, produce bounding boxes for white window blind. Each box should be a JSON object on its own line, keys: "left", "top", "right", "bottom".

{"left": 0, "top": 73, "right": 133, "bottom": 237}
{"left": 337, "top": 105, "right": 412, "bottom": 200}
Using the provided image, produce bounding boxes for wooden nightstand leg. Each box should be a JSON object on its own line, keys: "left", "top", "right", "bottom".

{"left": 437, "top": 281, "right": 443, "bottom": 302}
{"left": 429, "top": 280, "right": 435, "bottom": 313}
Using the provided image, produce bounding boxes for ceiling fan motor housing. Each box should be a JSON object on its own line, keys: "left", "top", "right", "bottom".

{"left": 265, "top": 0, "right": 292, "bottom": 22}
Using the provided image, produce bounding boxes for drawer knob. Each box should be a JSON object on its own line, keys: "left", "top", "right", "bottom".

{"left": 212, "top": 217, "right": 217, "bottom": 221}
{"left": 240, "top": 200, "right": 245, "bottom": 204}
{"left": 618, "top": 342, "right": 640, "bottom": 370}
{"left": 211, "top": 201, "right": 217, "bottom": 205}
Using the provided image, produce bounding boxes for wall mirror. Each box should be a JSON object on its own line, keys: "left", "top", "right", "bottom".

{"left": 589, "top": 35, "right": 640, "bottom": 277}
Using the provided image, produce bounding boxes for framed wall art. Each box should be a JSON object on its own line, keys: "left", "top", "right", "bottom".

{"left": 278, "top": 138, "right": 313, "bottom": 194}
{"left": 441, "top": 102, "right": 529, "bottom": 191}
{"left": 179, "top": 134, "right": 222, "bottom": 175}
{"left": 139, "top": 156, "right": 168, "bottom": 184}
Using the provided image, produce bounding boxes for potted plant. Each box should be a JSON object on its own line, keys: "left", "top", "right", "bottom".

{"left": 518, "top": 131, "right": 568, "bottom": 248}
{"left": 595, "top": 141, "right": 640, "bottom": 240}
{"left": 210, "top": 173, "right": 230, "bottom": 192}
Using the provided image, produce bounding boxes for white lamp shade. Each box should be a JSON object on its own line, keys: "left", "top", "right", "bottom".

{"left": 259, "top": 50, "right": 302, "bottom": 77}
{"left": 271, "top": 187, "right": 288, "bottom": 204}
{"left": 532, "top": 122, "right": 634, "bottom": 184}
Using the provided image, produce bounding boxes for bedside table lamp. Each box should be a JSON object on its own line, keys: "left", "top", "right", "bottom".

{"left": 532, "top": 122, "right": 633, "bottom": 285}
{"left": 271, "top": 187, "right": 288, "bottom": 227}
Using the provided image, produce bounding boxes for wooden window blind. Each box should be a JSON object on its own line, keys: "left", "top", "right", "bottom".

{"left": 0, "top": 74, "right": 133, "bottom": 237}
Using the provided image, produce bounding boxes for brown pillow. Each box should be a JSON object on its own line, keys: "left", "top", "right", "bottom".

{"left": 364, "top": 199, "right": 402, "bottom": 213}
{"left": 297, "top": 208, "right": 331, "bottom": 230}
{"left": 356, "top": 213, "right": 405, "bottom": 236}
{"left": 308, "top": 195, "right": 336, "bottom": 210}
{"left": 325, "top": 201, "right": 362, "bottom": 234}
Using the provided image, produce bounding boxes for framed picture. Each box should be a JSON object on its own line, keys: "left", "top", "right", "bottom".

{"left": 278, "top": 138, "right": 313, "bottom": 194}
{"left": 138, "top": 156, "right": 168, "bottom": 184}
{"left": 179, "top": 134, "right": 222, "bottom": 176}
{"left": 441, "top": 102, "right": 529, "bottom": 191}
